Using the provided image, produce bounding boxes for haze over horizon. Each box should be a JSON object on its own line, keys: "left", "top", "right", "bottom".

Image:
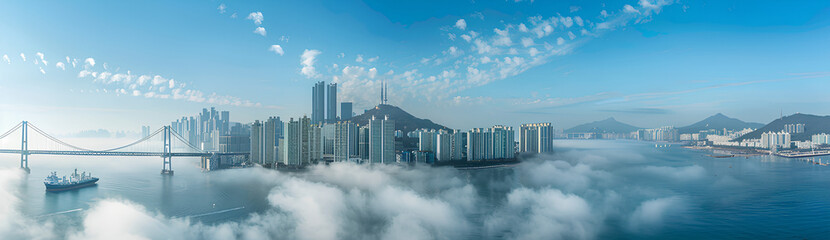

{"left": 1, "top": 0, "right": 829, "bottom": 134}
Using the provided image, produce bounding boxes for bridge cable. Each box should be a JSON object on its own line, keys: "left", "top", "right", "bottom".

{"left": 26, "top": 123, "right": 95, "bottom": 151}
{"left": 0, "top": 122, "right": 23, "bottom": 141}
{"left": 169, "top": 129, "right": 204, "bottom": 153}
{"left": 100, "top": 127, "right": 165, "bottom": 152}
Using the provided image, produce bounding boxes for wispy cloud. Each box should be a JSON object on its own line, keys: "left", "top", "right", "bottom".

{"left": 301, "top": 49, "right": 322, "bottom": 78}
{"left": 253, "top": 27, "right": 266, "bottom": 36}
{"left": 269, "top": 45, "right": 284, "bottom": 56}
{"left": 217, "top": 3, "right": 226, "bottom": 14}
{"left": 247, "top": 12, "right": 264, "bottom": 25}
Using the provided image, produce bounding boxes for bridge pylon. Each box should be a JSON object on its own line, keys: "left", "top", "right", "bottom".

{"left": 21, "top": 121, "right": 29, "bottom": 173}
{"left": 161, "top": 126, "right": 174, "bottom": 175}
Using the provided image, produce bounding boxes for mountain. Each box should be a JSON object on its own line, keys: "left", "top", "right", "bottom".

{"left": 565, "top": 117, "right": 640, "bottom": 133}
{"left": 350, "top": 104, "right": 450, "bottom": 133}
{"left": 678, "top": 113, "right": 764, "bottom": 134}
{"left": 735, "top": 113, "right": 830, "bottom": 142}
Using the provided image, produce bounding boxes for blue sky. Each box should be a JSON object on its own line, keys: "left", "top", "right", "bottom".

{"left": 0, "top": 0, "right": 828, "bottom": 134}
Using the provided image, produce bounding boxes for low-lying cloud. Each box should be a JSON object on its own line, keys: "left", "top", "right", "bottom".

{"left": 1, "top": 144, "right": 709, "bottom": 240}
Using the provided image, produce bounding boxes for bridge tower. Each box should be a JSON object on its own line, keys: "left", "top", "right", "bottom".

{"left": 161, "top": 126, "right": 174, "bottom": 175}
{"left": 21, "top": 121, "right": 29, "bottom": 173}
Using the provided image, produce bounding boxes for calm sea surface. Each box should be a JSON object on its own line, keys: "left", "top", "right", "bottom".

{"left": 3, "top": 139, "right": 830, "bottom": 239}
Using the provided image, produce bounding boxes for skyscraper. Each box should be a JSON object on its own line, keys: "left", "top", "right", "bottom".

{"left": 334, "top": 121, "right": 357, "bottom": 162}
{"left": 341, "top": 102, "right": 353, "bottom": 121}
{"left": 264, "top": 117, "right": 280, "bottom": 165}
{"left": 312, "top": 81, "right": 325, "bottom": 124}
{"left": 327, "top": 83, "right": 337, "bottom": 123}
{"left": 520, "top": 123, "right": 554, "bottom": 153}
{"left": 369, "top": 115, "right": 395, "bottom": 164}
{"left": 250, "top": 120, "right": 263, "bottom": 164}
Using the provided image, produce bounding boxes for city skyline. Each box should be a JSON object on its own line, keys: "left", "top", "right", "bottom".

{"left": 1, "top": 0, "right": 829, "bottom": 134}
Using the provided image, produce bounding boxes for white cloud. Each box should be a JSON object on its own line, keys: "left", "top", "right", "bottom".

{"left": 561, "top": 16, "right": 574, "bottom": 28}
{"left": 455, "top": 19, "right": 467, "bottom": 30}
{"left": 19, "top": 53, "right": 26, "bottom": 62}
{"left": 529, "top": 47, "right": 540, "bottom": 57}
{"left": 521, "top": 37, "right": 534, "bottom": 47}
{"left": 624, "top": 5, "right": 640, "bottom": 14}
{"left": 493, "top": 27, "right": 512, "bottom": 46}
{"left": 253, "top": 27, "right": 267, "bottom": 36}
{"left": 355, "top": 54, "right": 363, "bottom": 63}
{"left": 367, "top": 56, "right": 379, "bottom": 63}
{"left": 461, "top": 34, "right": 472, "bottom": 42}
{"left": 574, "top": 16, "right": 584, "bottom": 26}
{"left": 247, "top": 12, "right": 264, "bottom": 25}
{"left": 601, "top": 10, "right": 609, "bottom": 17}
{"left": 85, "top": 58, "right": 95, "bottom": 67}
{"left": 447, "top": 33, "right": 456, "bottom": 41}
{"left": 301, "top": 49, "right": 322, "bottom": 78}
{"left": 39, "top": 67, "right": 45, "bottom": 75}
{"left": 217, "top": 4, "right": 226, "bottom": 14}
{"left": 36, "top": 52, "right": 47, "bottom": 66}
{"left": 518, "top": 23, "right": 529, "bottom": 32}
{"left": 2, "top": 54, "right": 9, "bottom": 64}
{"left": 557, "top": 37, "right": 566, "bottom": 45}
{"left": 269, "top": 45, "right": 284, "bottom": 56}
{"left": 568, "top": 31, "right": 576, "bottom": 40}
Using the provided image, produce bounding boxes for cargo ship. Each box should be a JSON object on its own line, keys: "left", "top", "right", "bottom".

{"left": 44, "top": 169, "right": 99, "bottom": 192}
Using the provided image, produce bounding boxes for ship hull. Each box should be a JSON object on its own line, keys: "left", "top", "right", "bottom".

{"left": 45, "top": 178, "right": 99, "bottom": 192}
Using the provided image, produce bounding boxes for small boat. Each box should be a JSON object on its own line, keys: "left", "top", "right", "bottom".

{"left": 44, "top": 169, "right": 99, "bottom": 192}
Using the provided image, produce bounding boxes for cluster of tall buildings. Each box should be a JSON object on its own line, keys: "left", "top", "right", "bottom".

{"left": 312, "top": 81, "right": 354, "bottom": 124}
{"left": 170, "top": 107, "right": 233, "bottom": 151}
{"left": 245, "top": 80, "right": 391, "bottom": 167}
{"left": 783, "top": 123, "right": 805, "bottom": 134}
{"left": 247, "top": 115, "right": 395, "bottom": 167}
{"left": 520, "top": 123, "right": 554, "bottom": 153}
{"left": 409, "top": 123, "right": 556, "bottom": 163}
{"left": 812, "top": 133, "right": 830, "bottom": 145}
{"left": 760, "top": 131, "right": 792, "bottom": 149}
{"left": 636, "top": 126, "right": 679, "bottom": 142}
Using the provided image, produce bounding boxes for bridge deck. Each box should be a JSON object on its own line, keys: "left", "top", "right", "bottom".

{"left": 0, "top": 149, "right": 248, "bottom": 157}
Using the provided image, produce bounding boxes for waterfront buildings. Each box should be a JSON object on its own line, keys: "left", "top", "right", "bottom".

{"left": 283, "top": 116, "right": 312, "bottom": 165}
{"left": 637, "top": 126, "right": 679, "bottom": 142}
{"left": 760, "top": 131, "right": 791, "bottom": 149}
{"left": 368, "top": 115, "right": 395, "bottom": 164}
{"left": 519, "top": 123, "right": 554, "bottom": 153}
{"left": 812, "top": 133, "right": 830, "bottom": 145}
{"left": 249, "top": 117, "right": 282, "bottom": 166}
{"left": 467, "top": 125, "right": 514, "bottom": 161}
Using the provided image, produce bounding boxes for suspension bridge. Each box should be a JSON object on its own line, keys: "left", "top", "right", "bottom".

{"left": 0, "top": 121, "right": 249, "bottom": 174}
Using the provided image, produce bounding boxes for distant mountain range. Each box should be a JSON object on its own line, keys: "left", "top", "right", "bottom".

{"left": 565, "top": 117, "right": 640, "bottom": 133}
{"left": 735, "top": 113, "right": 830, "bottom": 142}
{"left": 350, "top": 104, "right": 450, "bottom": 133}
{"left": 678, "top": 113, "right": 764, "bottom": 134}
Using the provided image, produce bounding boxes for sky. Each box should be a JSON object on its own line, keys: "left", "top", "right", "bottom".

{"left": 1, "top": 0, "right": 829, "bottom": 134}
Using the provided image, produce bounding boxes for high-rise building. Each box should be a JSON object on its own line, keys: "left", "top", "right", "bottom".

{"left": 341, "top": 102, "right": 353, "bottom": 121}
{"left": 308, "top": 123, "right": 323, "bottom": 162}
{"left": 358, "top": 125, "right": 369, "bottom": 160}
{"left": 369, "top": 115, "right": 395, "bottom": 164}
{"left": 141, "top": 126, "right": 151, "bottom": 138}
{"left": 283, "top": 117, "right": 311, "bottom": 166}
{"left": 334, "top": 121, "right": 357, "bottom": 162}
{"left": 263, "top": 117, "right": 280, "bottom": 165}
{"left": 418, "top": 130, "right": 436, "bottom": 152}
{"left": 467, "top": 126, "right": 514, "bottom": 161}
{"left": 450, "top": 130, "right": 465, "bottom": 160}
{"left": 312, "top": 81, "right": 325, "bottom": 124}
{"left": 520, "top": 123, "right": 554, "bottom": 153}
{"left": 327, "top": 83, "right": 337, "bottom": 123}
{"left": 250, "top": 120, "right": 263, "bottom": 165}
{"left": 435, "top": 130, "right": 451, "bottom": 161}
